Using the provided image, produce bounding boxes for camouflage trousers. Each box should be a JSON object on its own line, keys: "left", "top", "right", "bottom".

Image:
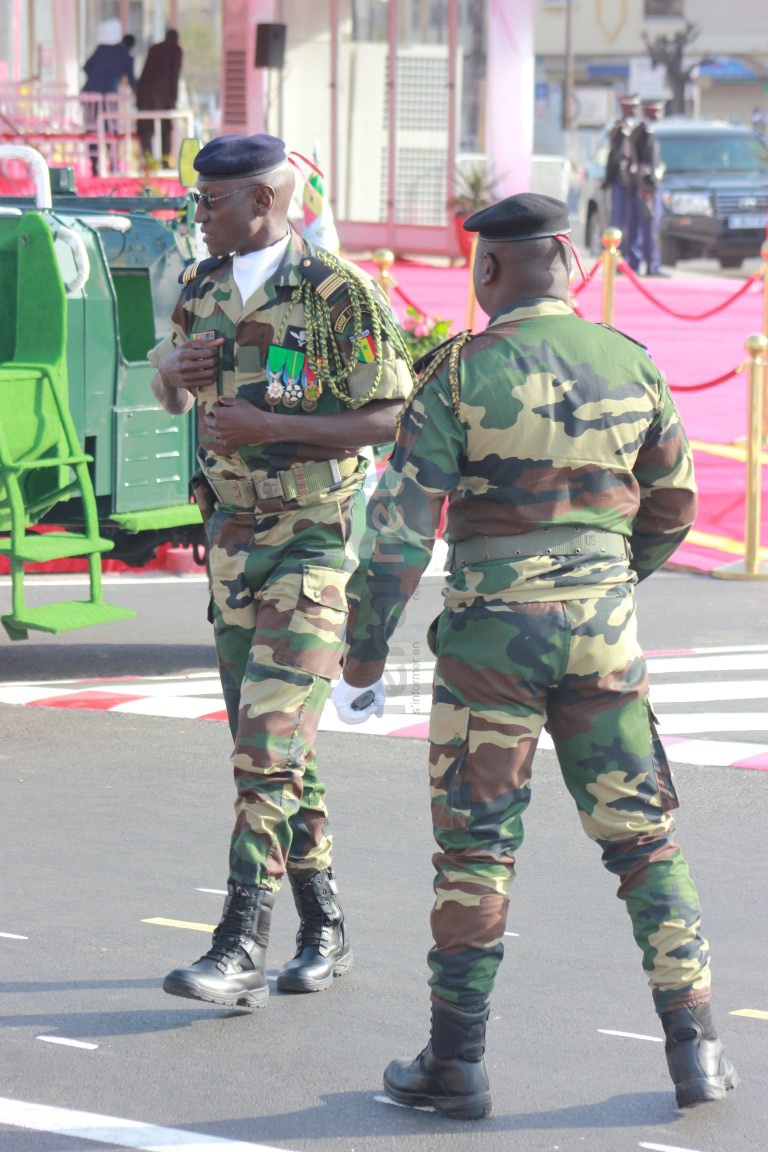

{"left": 426, "top": 588, "right": 712, "bottom": 1015}
{"left": 206, "top": 486, "right": 363, "bottom": 891}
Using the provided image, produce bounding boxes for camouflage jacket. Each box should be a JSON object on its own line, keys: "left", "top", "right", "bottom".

{"left": 345, "top": 297, "right": 697, "bottom": 682}
{"left": 148, "top": 229, "right": 413, "bottom": 485}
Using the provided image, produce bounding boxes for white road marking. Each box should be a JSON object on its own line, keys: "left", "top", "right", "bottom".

{"left": 656, "top": 712, "right": 768, "bottom": 734}
{"left": 0, "top": 931, "right": 28, "bottom": 939}
{"left": 2, "top": 646, "right": 766, "bottom": 768}
{"left": 111, "top": 697, "right": 226, "bottom": 719}
{"left": 648, "top": 653, "right": 768, "bottom": 674}
{"left": 142, "top": 917, "right": 216, "bottom": 932}
{"left": 196, "top": 888, "right": 227, "bottom": 895}
{"left": 0, "top": 1096, "right": 296, "bottom": 1151}
{"left": 658, "top": 738, "right": 767, "bottom": 766}
{"left": 0, "top": 685, "right": 85, "bottom": 705}
{"left": 598, "top": 1029, "right": 663, "bottom": 1043}
{"left": 639, "top": 1144, "right": 706, "bottom": 1152}
{"left": 114, "top": 679, "right": 225, "bottom": 697}
{"left": 37, "top": 1036, "right": 98, "bottom": 1050}
{"left": 374, "top": 1093, "right": 434, "bottom": 1112}
{"left": 650, "top": 679, "right": 768, "bottom": 703}
{"left": 730, "top": 1008, "right": 768, "bottom": 1020}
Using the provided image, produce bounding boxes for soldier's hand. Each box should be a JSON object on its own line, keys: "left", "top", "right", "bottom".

{"left": 158, "top": 338, "right": 224, "bottom": 394}
{"left": 331, "top": 676, "right": 386, "bottom": 725}
{"left": 202, "top": 397, "right": 273, "bottom": 455}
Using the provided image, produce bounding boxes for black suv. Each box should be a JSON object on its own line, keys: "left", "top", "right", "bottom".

{"left": 579, "top": 118, "right": 768, "bottom": 268}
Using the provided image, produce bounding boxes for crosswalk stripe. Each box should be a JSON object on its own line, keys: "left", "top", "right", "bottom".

{"left": 0, "top": 1096, "right": 295, "bottom": 1152}
{"left": 2, "top": 645, "right": 766, "bottom": 770}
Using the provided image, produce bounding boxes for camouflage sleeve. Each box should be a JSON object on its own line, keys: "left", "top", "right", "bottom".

{"left": 147, "top": 296, "right": 190, "bottom": 368}
{"left": 630, "top": 377, "right": 697, "bottom": 580}
{"left": 344, "top": 369, "right": 464, "bottom": 684}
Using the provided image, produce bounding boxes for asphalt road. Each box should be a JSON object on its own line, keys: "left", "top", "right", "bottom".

{"left": 1, "top": 567, "right": 766, "bottom": 1152}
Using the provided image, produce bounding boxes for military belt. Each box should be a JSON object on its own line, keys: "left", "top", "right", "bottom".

{"left": 208, "top": 457, "right": 358, "bottom": 510}
{"left": 448, "top": 527, "right": 628, "bottom": 569}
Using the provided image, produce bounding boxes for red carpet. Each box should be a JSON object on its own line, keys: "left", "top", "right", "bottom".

{"left": 3, "top": 258, "right": 765, "bottom": 578}
{"left": 359, "top": 257, "right": 768, "bottom": 575}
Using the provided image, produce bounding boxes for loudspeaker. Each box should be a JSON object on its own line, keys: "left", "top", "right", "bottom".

{"left": 255, "top": 23, "right": 286, "bottom": 69}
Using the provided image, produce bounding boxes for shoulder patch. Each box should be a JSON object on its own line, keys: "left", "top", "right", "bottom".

{"left": 596, "top": 322, "right": 649, "bottom": 353}
{"left": 179, "top": 254, "right": 231, "bottom": 286}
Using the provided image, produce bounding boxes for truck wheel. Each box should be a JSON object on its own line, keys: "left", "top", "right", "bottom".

{"left": 718, "top": 255, "right": 743, "bottom": 269}
{"left": 660, "top": 236, "right": 679, "bottom": 267}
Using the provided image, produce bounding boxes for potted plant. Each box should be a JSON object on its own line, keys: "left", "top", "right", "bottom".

{"left": 448, "top": 160, "right": 503, "bottom": 262}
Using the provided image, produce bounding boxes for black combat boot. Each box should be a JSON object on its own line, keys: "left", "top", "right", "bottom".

{"left": 383, "top": 1000, "right": 493, "bottom": 1120}
{"left": 162, "top": 882, "right": 274, "bottom": 1009}
{"left": 662, "top": 1002, "right": 739, "bottom": 1107}
{"left": 276, "top": 868, "right": 352, "bottom": 993}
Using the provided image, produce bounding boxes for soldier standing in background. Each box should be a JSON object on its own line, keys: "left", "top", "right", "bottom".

{"left": 333, "top": 193, "right": 738, "bottom": 1119}
{"left": 80, "top": 19, "right": 136, "bottom": 175}
{"left": 149, "top": 134, "right": 414, "bottom": 1010}
{"left": 627, "top": 99, "right": 667, "bottom": 275}
{"left": 136, "top": 29, "right": 183, "bottom": 165}
{"left": 603, "top": 93, "right": 640, "bottom": 245}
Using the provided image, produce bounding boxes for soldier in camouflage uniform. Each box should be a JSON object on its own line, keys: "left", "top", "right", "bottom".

{"left": 149, "top": 134, "right": 414, "bottom": 1009}
{"left": 333, "top": 194, "right": 738, "bottom": 1118}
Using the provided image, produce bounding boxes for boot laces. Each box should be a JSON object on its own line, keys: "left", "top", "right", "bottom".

{"left": 295, "top": 912, "right": 335, "bottom": 952}
{"left": 208, "top": 890, "right": 260, "bottom": 966}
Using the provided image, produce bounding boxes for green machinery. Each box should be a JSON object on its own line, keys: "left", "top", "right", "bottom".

{"left": 0, "top": 145, "right": 204, "bottom": 640}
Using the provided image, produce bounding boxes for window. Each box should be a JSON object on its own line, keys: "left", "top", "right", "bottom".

{"left": 644, "top": 0, "right": 685, "bottom": 17}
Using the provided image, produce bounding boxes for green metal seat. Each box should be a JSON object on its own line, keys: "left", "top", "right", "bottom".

{"left": 0, "top": 211, "right": 135, "bottom": 639}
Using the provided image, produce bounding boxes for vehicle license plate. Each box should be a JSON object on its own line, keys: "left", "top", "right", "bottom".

{"left": 727, "top": 213, "right": 765, "bottom": 229}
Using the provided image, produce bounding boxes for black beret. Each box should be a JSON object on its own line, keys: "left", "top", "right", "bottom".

{"left": 194, "top": 133, "right": 287, "bottom": 180}
{"left": 463, "top": 193, "right": 571, "bottom": 242}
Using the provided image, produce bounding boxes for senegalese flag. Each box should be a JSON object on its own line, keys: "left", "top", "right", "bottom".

{"left": 302, "top": 143, "right": 340, "bottom": 253}
{"left": 357, "top": 331, "right": 376, "bottom": 363}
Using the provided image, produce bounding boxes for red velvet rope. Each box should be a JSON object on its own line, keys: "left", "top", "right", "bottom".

{"left": 667, "top": 364, "right": 745, "bottom": 392}
{"left": 392, "top": 279, "right": 432, "bottom": 316}
{"left": 618, "top": 259, "right": 762, "bottom": 319}
{"left": 570, "top": 255, "right": 605, "bottom": 297}
{"left": 381, "top": 260, "right": 760, "bottom": 398}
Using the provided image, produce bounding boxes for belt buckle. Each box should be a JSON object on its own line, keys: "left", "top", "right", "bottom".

{"left": 290, "top": 462, "right": 310, "bottom": 497}
{"left": 254, "top": 478, "right": 283, "bottom": 501}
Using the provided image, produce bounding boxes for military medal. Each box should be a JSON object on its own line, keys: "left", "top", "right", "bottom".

{"left": 265, "top": 345, "right": 288, "bottom": 406}
{"left": 282, "top": 349, "right": 305, "bottom": 408}
{"left": 301, "top": 366, "right": 322, "bottom": 412}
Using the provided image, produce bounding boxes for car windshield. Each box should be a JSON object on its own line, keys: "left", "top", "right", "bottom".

{"left": 660, "top": 133, "right": 765, "bottom": 173}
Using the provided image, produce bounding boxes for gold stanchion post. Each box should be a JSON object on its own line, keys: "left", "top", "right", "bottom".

{"left": 711, "top": 333, "right": 768, "bottom": 580}
{"left": 761, "top": 241, "right": 768, "bottom": 444}
{"left": 372, "top": 248, "right": 396, "bottom": 301}
{"left": 601, "top": 227, "right": 622, "bottom": 326}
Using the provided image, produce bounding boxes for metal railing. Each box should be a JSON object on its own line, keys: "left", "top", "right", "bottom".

{"left": 0, "top": 83, "right": 193, "bottom": 178}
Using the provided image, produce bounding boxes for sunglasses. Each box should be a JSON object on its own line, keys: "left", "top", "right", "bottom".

{"left": 190, "top": 184, "right": 262, "bottom": 211}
